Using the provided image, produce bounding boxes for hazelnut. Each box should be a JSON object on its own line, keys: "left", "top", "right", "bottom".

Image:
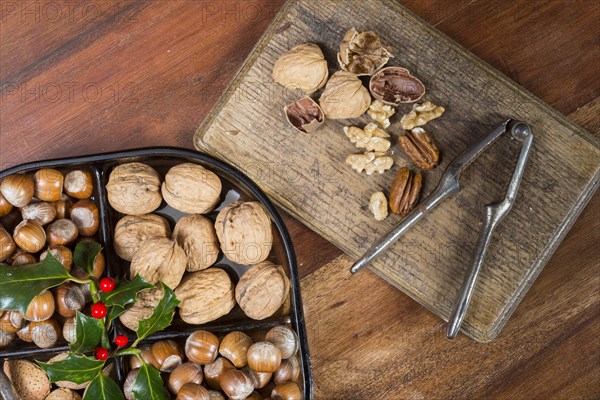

{"left": 70, "top": 245, "right": 104, "bottom": 279}
{"left": 337, "top": 28, "right": 392, "bottom": 76}
{"left": 69, "top": 199, "right": 99, "bottom": 236}
{"left": 235, "top": 261, "right": 290, "bottom": 320}
{"left": 207, "top": 390, "right": 226, "bottom": 400}
{"left": 369, "top": 66, "right": 426, "bottom": 105}
{"left": 246, "top": 392, "right": 262, "bottom": 400}
{"left": 51, "top": 195, "right": 73, "bottom": 219}
{"left": 3, "top": 359, "right": 51, "bottom": 400}
{"left": 46, "top": 219, "right": 78, "bottom": 246}
{"left": 114, "top": 213, "right": 171, "bottom": 261}
{"left": 151, "top": 340, "right": 184, "bottom": 372}
{"left": 25, "top": 291, "right": 55, "bottom": 322}
{"left": 319, "top": 71, "right": 371, "bottom": 119}
{"left": 30, "top": 318, "right": 61, "bottom": 348}
{"left": 54, "top": 283, "right": 85, "bottom": 318}
{"left": 0, "top": 191, "right": 13, "bottom": 217}
{"left": 272, "top": 43, "right": 328, "bottom": 94}
{"left": 273, "top": 357, "right": 300, "bottom": 385}
{"left": 172, "top": 214, "right": 219, "bottom": 271}
{"left": 214, "top": 201, "right": 273, "bottom": 265}
{"left": 0, "top": 311, "right": 21, "bottom": 333}
{"left": 185, "top": 330, "right": 220, "bottom": 365}
{"left": 130, "top": 238, "right": 186, "bottom": 289}
{"left": 119, "top": 286, "right": 163, "bottom": 331}
{"left": 162, "top": 163, "right": 222, "bottom": 214}
{"left": 219, "top": 331, "right": 253, "bottom": 368}
{"left": 0, "top": 174, "right": 34, "bottom": 207}
{"left": 63, "top": 317, "right": 76, "bottom": 343}
{"left": 284, "top": 96, "right": 325, "bottom": 134}
{"left": 34, "top": 169, "right": 64, "bottom": 202}
{"left": 168, "top": 362, "right": 204, "bottom": 394}
{"left": 123, "top": 368, "right": 139, "bottom": 400}
{"left": 247, "top": 342, "right": 282, "bottom": 373}
{"left": 106, "top": 162, "right": 162, "bottom": 215}
{"left": 137, "top": 344, "right": 162, "bottom": 370}
{"left": 40, "top": 245, "right": 73, "bottom": 271}
{"left": 21, "top": 201, "right": 57, "bottom": 226}
{"left": 0, "top": 329, "right": 15, "bottom": 347}
{"left": 63, "top": 170, "right": 94, "bottom": 199}
{"left": 272, "top": 382, "right": 302, "bottom": 400}
{"left": 0, "top": 225, "right": 16, "bottom": 262}
{"left": 204, "top": 357, "right": 235, "bottom": 390}
{"left": 177, "top": 383, "right": 210, "bottom": 400}
{"left": 220, "top": 369, "right": 255, "bottom": 400}
{"left": 45, "top": 388, "right": 81, "bottom": 400}
{"left": 10, "top": 251, "right": 36, "bottom": 265}
{"left": 175, "top": 268, "right": 235, "bottom": 324}
{"left": 1, "top": 208, "right": 22, "bottom": 232}
{"left": 242, "top": 366, "right": 272, "bottom": 389}
{"left": 17, "top": 322, "right": 33, "bottom": 342}
{"left": 13, "top": 219, "right": 46, "bottom": 253}
{"left": 265, "top": 326, "right": 299, "bottom": 359}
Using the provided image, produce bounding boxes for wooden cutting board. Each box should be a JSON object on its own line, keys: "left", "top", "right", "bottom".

{"left": 194, "top": 0, "right": 600, "bottom": 342}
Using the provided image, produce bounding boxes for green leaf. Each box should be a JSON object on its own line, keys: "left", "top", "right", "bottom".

{"left": 73, "top": 241, "right": 102, "bottom": 276}
{"left": 135, "top": 283, "right": 179, "bottom": 342}
{"left": 37, "top": 353, "right": 105, "bottom": 384}
{"left": 100, "top": 275, "right": 154, "bottom": 321}
{"left": 69, "top": 311, "right": 103, "bottom": 354}
{"left": 132, "top": 361, "right": 168, "bottom": 400}
{"left": 0, "top": 253, "right": 71, "bottom": 313}
{"left": 83, "top": 372, "right": 125, "bottom": 400}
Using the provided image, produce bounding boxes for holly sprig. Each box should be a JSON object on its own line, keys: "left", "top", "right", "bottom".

{"left": 0, "top": 241, "right": 180, "bottom": 400}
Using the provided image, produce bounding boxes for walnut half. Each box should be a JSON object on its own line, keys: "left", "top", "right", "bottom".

{"left": 343, "top": 123, "right": 390, "bottom": 152}
{"left": 400, "top": 101, "right": 445, "bottom": 130}
{"left": 369, "top": 192, "right": 388, "bottom": 221}
{"left": 367, "top": 100, "right": 395, "bottom": 128}
{"left": 346, "top": 152, "right": 393, "bottom": 175}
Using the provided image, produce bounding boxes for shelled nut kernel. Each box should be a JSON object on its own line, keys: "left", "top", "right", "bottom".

{"left": 63, "top": 170, "right": 93, "bottom": 199}
{"left": 13, "top": 220, "right": 46, "bottom": 253}
{"left": 34, "top": 169, "right": 64, "bottom": 202}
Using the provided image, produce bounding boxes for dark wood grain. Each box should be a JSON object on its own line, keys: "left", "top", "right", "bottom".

{"left": 1, "top": 0, "right": 598, "bottom": 398}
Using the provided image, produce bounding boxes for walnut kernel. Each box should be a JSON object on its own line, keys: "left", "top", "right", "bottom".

{"left": 369, "top": 192, "right": 388, "bottom": 221}
{"left": 367, "top": 100, "right": 395, "bottom": 128}
{"left": 400, "top": 101, "right": 445, "bottom": 130}
{"left": 343, "top": 123, "right": 390, "bottom": 152}
{"left": 337, "top": 28, "right": 392, "bottom": 76}
{"left": 346, "top": 152, "right": 393, "bottom": 175}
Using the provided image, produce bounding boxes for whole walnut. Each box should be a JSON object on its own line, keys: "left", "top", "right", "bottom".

{"left": 106, "top": 163, "right": 162, "bottom": 215}
{"left": 272, "top": 43, "right": 329, "bottom": 94}
{"left": 119, "top": 286, "right": 163, "bottom": 331}
{"left": 162, "top": 163, "right": 222, "bottom": 214}
{"left": 172, "top": 214, "right": 219, "bottom": 272}
{"left": 214, "top": 201, "right": 273, "bottom": 265}
{"left": 319, "top": 71, "right": 371, "bottom": 119}
{"left": 174, "top": 268, "right": 235, "bottom": 324}
{"left": 235, "top": 261, "right": 290, "bottom": 320}
{"left": 130, "top": 238, "right": 186, "bottom": 289}
{"left": 114, "top": 214, "right": 171, "bottom": 261}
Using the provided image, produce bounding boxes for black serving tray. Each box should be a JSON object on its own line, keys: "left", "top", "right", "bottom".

{"left": 0, "top": 147, "right": 313, "bottom": 399}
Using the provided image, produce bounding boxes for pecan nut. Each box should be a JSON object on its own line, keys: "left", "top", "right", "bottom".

{"left": 389, "top": 167, "right": 422, "bottom": 217}
{"left": 398, "top": 127, "right": 440, "bottom": 170}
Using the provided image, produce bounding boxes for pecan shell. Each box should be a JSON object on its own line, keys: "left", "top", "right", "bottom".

{"left": 398, "top": 127, "right": 440, "bottom": 170}
{"left": 389, "top": 167, "right": 422, "bottom": 217}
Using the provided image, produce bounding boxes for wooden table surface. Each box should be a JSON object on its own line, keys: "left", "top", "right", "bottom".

{"left": 0, "top": 1, "right": 598, "bottom": 399}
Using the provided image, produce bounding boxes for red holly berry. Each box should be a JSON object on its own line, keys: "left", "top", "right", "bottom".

{"left": 91, "top": 302, "right": 107, "bottom": 319}
{"left": 114, "top": 335, "right": 128, "bottom": 347}
{"left": 95, "top": 347, "right": 109, "bottom": 361}
{"left": 99, "top": 277, "right": 116, "bottom": 293}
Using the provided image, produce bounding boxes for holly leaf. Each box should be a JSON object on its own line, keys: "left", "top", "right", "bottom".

{"left": 100, "top": 275, "right": 154, "bottom": 321}
{"left": 73, "top": 240, "right": 102, "bottom": 276}
{"left": 135, "top": 282, "right": 179, "bottom": 342}
{"left": 37, "top": 353, "right": 105, "bottom": 384}
{"left": 69, "top": 311, "right": 103, "bottom": 354}
{"left": 83, "top": 372, "right": 125, "bottom": 400}
{"left": 0, "top": 253, "right": 70, "bottom": 313}
{"left": 132, "top": 361, "right": 168, "bottom": 400}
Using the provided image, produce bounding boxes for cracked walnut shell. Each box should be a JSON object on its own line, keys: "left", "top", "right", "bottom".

{"left": 162, "top": 163, "right": 222, "bottom": 214}
{"left": 346, "top": 152, "right": 393, "bottom": 175}
{"left": 106, "top": 163, "right": 162, "bottom": 215}
{"left": 173, "top": 214, "right": 219, "bottom": 272}
{"left": 119, "top": 286, "right": 163, "bottom": 331}
{"left": 389, "top": 167, "right": 422, "bottom": 217}
{"left": 114, "top": 214, "right": 171, "bottom": 261}
{"left": 398, "top": 127, "right": 440, "bottom": 170}
{"left": 400, "top": 101, "right": 445, "bottom": 130}
{"left": 319, "top": 71, "right": 371, "bottom": 119}
{"left": 337, "top": 28, "right": 392, "bottom": 76}
{"left": 284, "top": 96, "right": 324, "bottom": 133}
{"left": 369, "top": 67, "right": 426, "bottom": 105}
{"left": 344, "top": 123, "right": 390, "bottom": 152}
{"left": 235, "top": 261, "right": 290, "bottom": 320}
{"left": 215, "top": 201, "right": 273, "bottom": 265}
{"left": 130, "top": 238, "right": 186, "bottom": 289}
{"left": 174, "top": 268, "right": 236, "bottom": 325}
{"left": 272, "top": 43, "right": 328, "bottom": 94}
{"left": 367, "top": 100, "right": 395, "bottom": 128}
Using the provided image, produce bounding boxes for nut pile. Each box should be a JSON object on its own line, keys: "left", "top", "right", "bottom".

{"left": 124, "top": 326, "right": 302, "bottom": 400}
{"left": 107, "top": 162, "right": 290, "bottom": 328}
{"left": 271, "top": 28, "right": 448, "bottom": 221}
{"left": 0, "top": 169, "right": 103, "bottom": 349}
